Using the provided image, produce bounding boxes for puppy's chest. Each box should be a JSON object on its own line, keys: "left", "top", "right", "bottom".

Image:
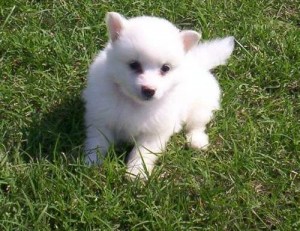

{"left": 105, "top": 100, "right": 181, "bottom": 139}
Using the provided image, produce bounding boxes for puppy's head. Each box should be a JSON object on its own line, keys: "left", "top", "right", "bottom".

{"left": 105, "top": 12, "right": 200, "bottom": 103}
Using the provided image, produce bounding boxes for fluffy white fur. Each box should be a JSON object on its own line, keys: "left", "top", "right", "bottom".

{"left": 83, "top": 12, "right": 234, "bottom": 179}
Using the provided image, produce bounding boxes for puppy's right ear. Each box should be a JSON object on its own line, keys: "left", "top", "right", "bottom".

{"left": 106, "top": 12, "right": 127, "bottom": 42}
{"left": 180, "top": 30, "right": 201, "bottom": 52}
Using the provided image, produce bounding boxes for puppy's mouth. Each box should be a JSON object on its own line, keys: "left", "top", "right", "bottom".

{"left": 142, "top": 96, "right": 154, "bottom": 101}
{"left": 114, "top": 83, "right": 155, "bottom": 104}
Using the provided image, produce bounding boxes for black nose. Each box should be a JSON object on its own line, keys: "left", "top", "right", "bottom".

{"left": 141, "top": 86, "right": 155, "bottom": 99}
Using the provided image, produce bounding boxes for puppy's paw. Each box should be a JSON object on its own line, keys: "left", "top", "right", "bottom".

{"left": 126, "top": 160, "right": 155, "bottom": 181}
{"left": 186, "top": 130, "right": 209, "bottom": 150}
{"left": 85, "top": 153, "right": 100, "bottom": 166}
{"left": 125, "top": 166, "right": 148, "bottom": 181}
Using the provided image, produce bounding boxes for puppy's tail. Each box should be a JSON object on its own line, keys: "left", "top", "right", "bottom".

{"left": 191, "top": 36, "right": 235, "bottom": 70}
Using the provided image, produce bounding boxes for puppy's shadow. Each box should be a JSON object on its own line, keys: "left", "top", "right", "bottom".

{"left": 22, "top": 95, "right": 85, "bottom": 163}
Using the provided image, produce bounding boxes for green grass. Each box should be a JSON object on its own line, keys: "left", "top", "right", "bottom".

{"left": 1, "top": 0, "right": 299, "bottom": 230}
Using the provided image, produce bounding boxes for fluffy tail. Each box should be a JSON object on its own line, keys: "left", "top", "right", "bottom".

{"left": 191, "top": 36, "right": 235, "bottom": 70}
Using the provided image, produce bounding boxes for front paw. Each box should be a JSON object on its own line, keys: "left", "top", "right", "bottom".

{"left": 85, "top": 153, "right": 101, "bottom": 166}
{"left": 125, "top": 165, "right": 148, "bottom": 180}
{"left": 186, "top": 130, "right": 209, "bottom": 150}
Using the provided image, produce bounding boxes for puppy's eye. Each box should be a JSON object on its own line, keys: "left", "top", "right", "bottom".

{"left": 129, "top": 61, "right": 143, "bottom": 74}
{"left": 160, "top": 64, "right": 171, "bottom": 75}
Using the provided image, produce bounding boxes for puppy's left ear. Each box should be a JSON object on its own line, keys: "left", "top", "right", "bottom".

{"left": 180, "top": 30, "right": 201, "bottom": 52}
{"left": 106, "top": 12, "right": 127, "bottom": 42}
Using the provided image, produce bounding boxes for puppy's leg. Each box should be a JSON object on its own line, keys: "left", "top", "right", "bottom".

{"left": 186, "top": 109, "right": 213, "bottom": 150}
{"left": 126, "top": 134, "right": 170, "bottom": 180}
{"left": 84, "top": 127, "right": 113, "bottom": 165}
{"left": 186, "top": 127, "right": 209, "bottom": 150}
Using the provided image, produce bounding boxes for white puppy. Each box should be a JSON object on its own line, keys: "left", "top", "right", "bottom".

{"left": 83, "top": 12, "right": 234, "bottom": 179}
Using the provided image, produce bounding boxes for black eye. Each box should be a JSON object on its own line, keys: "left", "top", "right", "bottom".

{"left": 160, "top": 64, "right": 171, "bottom": 74}
{"left": 129, "top": 61, "right": 143, "bottom": 74}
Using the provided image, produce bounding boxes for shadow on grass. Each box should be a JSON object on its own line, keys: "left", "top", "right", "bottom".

{"left": 21, "top": 95, "right": 85, "bottom": 163}
{"left": 20, "top": 95, "right": 131, "bottom": 164}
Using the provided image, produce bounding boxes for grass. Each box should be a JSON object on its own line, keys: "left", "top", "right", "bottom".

{"left": 0, "top": 0, "right": 299, "bottom": 230}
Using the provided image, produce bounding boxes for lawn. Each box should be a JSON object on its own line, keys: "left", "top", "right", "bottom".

{"left": 0, "top": 0, "right": 299, "bottom": 230}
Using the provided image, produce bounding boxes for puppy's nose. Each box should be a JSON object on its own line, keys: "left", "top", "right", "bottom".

{"left": 141, "top": 86, "right": 156, "bottom": 99}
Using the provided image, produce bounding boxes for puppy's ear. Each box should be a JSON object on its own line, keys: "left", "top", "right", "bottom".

{"left": 106, "top": 12, "right": 127, "bottom": 42}
{"left": 180, "top": 30, "right": 201, "bottom": 52}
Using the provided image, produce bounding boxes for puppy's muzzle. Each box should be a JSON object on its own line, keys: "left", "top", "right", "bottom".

{"left": 141, "top": 86, "right": 156, "bottom": 100}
